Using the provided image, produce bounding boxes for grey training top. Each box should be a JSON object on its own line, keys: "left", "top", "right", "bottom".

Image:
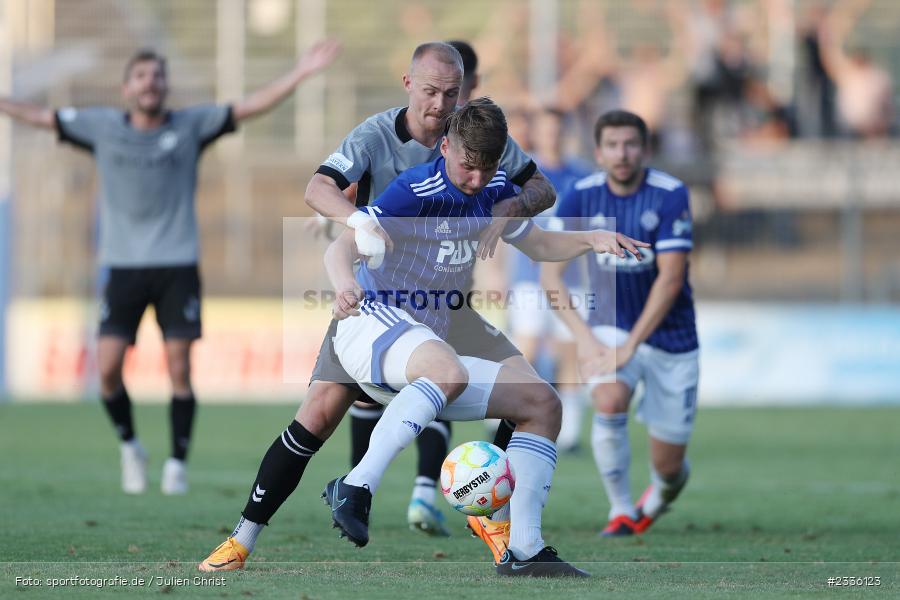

{"left": 315, "top": 106, "right": 536, "bottom": 204}
{"left": 55, "top": 104, "right": 236, "bottom": 267}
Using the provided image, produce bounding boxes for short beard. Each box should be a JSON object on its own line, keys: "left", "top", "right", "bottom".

{"left": 138, "top": 103, "right": 164, "bottom": 117}
{"left": 609, "top": 168, "right": 640, "bottom": 188}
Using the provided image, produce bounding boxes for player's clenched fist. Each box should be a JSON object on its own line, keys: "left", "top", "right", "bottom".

{"left": 332, "top": 285, "right": 363, "bottom": 321}
{"left": 347, "top": 210, "right": 392, "bottom": 269}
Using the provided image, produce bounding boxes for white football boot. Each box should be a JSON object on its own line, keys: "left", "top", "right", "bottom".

{"left": 120, "top": 440, "right": 148, "bottom": 494}
{"left": 161, "top": 457, "right": 189, "bottom": 495}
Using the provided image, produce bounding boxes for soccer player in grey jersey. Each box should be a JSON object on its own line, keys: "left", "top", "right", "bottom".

{"left": 0, "top": 40, "right": 340, "bottom": 496}
{"left": 198, "top": 42, "right": 556, "bottom": 572}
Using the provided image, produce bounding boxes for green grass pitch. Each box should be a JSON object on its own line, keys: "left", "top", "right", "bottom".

{"left": 1, "top": 403, "right": 897, "bottom": 598}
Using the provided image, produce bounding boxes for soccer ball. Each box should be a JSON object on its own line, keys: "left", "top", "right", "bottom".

{"left": 440, "top": 441, "right": 515, "bottom": 517}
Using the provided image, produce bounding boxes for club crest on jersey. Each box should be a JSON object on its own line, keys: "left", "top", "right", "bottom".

{"left": 436, "top": 239, "right": 478, "bottom": 266}
{"left": 158, "top": 131, "right": 179, "bottom": 151}
{"left": 640, "top": 210, "right": 659, "bottom": 231}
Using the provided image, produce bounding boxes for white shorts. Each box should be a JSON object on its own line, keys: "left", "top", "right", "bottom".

{"left": 333, "top": 299, "right": 503, "bottom": 421}
{"left": 507, "top": 282, "right": 587, "bottom": 342}
{"left": 587, "top": 326, "right": 700, "bottom": 445}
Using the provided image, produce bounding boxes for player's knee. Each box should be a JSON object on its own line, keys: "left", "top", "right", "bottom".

{"left": 98, "top": 363, "right": 123, "bottom": 394}
{"left": 594, "top": 393, "right": 629, "bottom": 415}
{"left": 296, "top": 402, "right": 336, "bottom": 440}
{"left": 652, "top": 454, "right": 686, "bottom": 479}
{"left": 430, "top": 361, "right": 468, "bottom": 401}
{"left": 297, "top": 382, "right": 353, "bottom": 438}
{"left": 523, "top": 381, "right": 561, "bottom": 428}
{"left": 167, "top": 358, "right": 190, "bottom": 389}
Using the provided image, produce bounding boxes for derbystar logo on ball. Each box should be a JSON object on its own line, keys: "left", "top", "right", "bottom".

{"left": 440, "top": 441, "right": 515, "bottom": 517}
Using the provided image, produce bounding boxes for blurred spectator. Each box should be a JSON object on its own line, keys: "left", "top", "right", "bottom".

{"left": 740, "top": 76, "right": 793, "bottom": 144}
{"left": 553, "top": 0, "right": 687, "bottom": 155}
{"left": 797, "top": 2, "right": 839, "bottom": 137}
{"left": 818, "top": 0, "right": 894, "bottom": 139}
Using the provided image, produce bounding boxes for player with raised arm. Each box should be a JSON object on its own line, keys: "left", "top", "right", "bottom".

{"left": 0, "top": 40, "right": 341, "bottom": 496}
{"left": 322, "top": 97, "right": 646, "bottom": 577}
{"left": 197, "top": 42, "right": 559, "bottom": 572}
{"left": 541, "top": 110, "right": 699, "bottom": 537}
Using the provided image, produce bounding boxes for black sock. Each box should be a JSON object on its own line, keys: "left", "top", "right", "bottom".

{"left": 493, "top": 419, "right": 516, "bottom": 451}
{"left": 101, "top": 386, "right": 135, "bottom": 441}
{"left": 349, "top": 404, "right": 384, "bottom": 467}
{"left": 416, "top": 420, "right": 451, "bottom": 481}
{"left": 242, "top": 420, "right": 324, "bottom": 525}
{"left": 170, "top": 394, "right": 197, "bottom": 461}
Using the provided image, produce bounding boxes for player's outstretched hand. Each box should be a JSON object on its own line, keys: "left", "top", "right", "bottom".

{"left": 333, "top": 285, "right": 363, "bottom": 320}
{"left": 590, "top": 230, "right": 649, "bottom": 259}
{"left": 477, "top": 218, "right": 507, "bottom": 260}
{"left": 576, "top": 336, "right": 617, "bottom": 381}
{"left": 296, "top": 39, "right": 342, "bottom": 78}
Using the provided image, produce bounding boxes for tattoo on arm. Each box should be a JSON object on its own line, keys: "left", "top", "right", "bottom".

{"left": 510, "top": 172, "right": 556, "bottom": 217}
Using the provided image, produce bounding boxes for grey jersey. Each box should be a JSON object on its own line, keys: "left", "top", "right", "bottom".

{"left": 316, "top": 106, "right": 536, "bottom": 204}
{"left": 55, "top": 104, "right": 236, "bottom": 267}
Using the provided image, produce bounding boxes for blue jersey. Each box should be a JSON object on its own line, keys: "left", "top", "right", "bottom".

{"left": 557, "top": 168, "right": 698, "bottom": 353}
{"left": 510, "top": 159, "right": 591, "bottom": 287}
{"left": 355, "top": 157, "right": 533, "bottom": 339}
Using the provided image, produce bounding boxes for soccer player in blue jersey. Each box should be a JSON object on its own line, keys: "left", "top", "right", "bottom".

{"left": 542, "top": 110, "right": 699, "bottom": 537}
{"left": 198, "top": 42, "right": 558, "bottom": 574}
{"left": 321, "top": 98, "right": 646, "bottom": 577}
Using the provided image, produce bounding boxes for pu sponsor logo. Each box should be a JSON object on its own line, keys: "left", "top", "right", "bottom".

{"left": 436, "top": 239, "right": 478, "bottom": 265}
{"left": 452, "top": 470, "right": 491, "bottom": 500}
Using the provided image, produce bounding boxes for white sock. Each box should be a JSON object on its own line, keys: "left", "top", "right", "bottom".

{"left": 344, "top": 378, "right": 446, "bottom": 494}
{"left": 230, "top": 516, "right": 264, "bottom": 553}
{"left": 556, "top": 389, "right": 585, "bottom": 450}
{"left": 642, "top": 460, "right": 690, "bottom": 518}
{"left": 591, "top": 412, "right": 635, "bottom": 520}
{"left": 411, "top": 476, "right": 436, "bottom": 504}
{"left": 505, "top": 432, "right": 557, "bottom": 560}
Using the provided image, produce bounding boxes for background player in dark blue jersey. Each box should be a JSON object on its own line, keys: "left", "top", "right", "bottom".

{"left": 321, "top": 98, "right": 645, "bottom": 577}
{"left": 504, "top": 106, "right": 593, "bottom": 453}
{"left": 542, "top": 110, "right": 699, "bottom": 537}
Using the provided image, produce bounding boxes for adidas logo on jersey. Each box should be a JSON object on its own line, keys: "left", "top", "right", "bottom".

{"left": 435, "top": 220, "right": 452, "bottom": 234}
